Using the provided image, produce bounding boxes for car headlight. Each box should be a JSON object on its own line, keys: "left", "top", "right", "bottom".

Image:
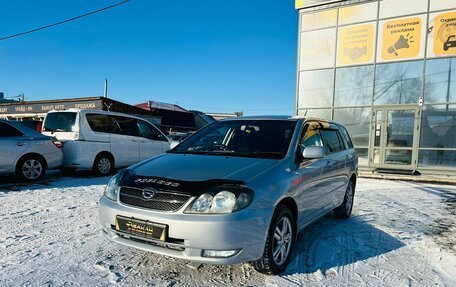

{"left": 186, "top": 187, "right": 253, "bottom": 214}
{"left": 104, "top": 173, "right": 122, "bottom": 201}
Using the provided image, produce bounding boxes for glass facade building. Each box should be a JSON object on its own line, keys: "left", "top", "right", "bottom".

{"left": 296, "top": 0, "right": 456, "bottom": 174}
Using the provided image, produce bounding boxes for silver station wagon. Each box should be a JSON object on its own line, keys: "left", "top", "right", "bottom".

{"left": 98, "top": 116, "right": 358, "bottom": 274}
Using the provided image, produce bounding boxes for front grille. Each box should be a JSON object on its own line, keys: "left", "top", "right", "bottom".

{"left": 119, "top": 186, "right": 191, "bottom": 212}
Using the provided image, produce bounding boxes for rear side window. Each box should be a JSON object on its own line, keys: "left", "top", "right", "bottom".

{"left": 108, "top": 116, "right": 138, "bottom": 136}
{"left": 321, "top": 129, "right": 344, "bottom": 153}
{"left": 338, "top": 126, "right": 354, "bottom": 149}
{"left": 86, "top": 114, "right": 108, "bottom": 133}
{"left": 43, "top": 112, "right": 76, "bottom": 132}
{"left": 0, "top": 122, "right": 23, "bottom": 137}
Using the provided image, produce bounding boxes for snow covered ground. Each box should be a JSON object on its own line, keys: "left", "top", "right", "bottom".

{"left": 0, "top": 174, "right": 455, "bottom": 286}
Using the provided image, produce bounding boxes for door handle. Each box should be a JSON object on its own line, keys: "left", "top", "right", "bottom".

{"left": 16, "top": 142, "right": 25, "bottom": 146}
{"left": 131, "top": 139, "right": 137, "bottom": 142}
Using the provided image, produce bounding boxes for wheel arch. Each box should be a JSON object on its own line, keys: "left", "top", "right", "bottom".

{"left": 94, "top": 151, "right": 115, "bottom": 167}
{"left": 350, "top": 173, "right": 357, "bottom": 191}
{"left": 16, "top": 153, "right": 48, "bottom": 171}
{"left": 276, "top": 197, "right": 298, "bottom": 229}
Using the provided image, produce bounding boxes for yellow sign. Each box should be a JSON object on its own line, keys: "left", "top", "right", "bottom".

{"left": 381, "top": 17, "right": 422, "bottom": 60}
{"left": 434, "top": 12, "right": 456, "bottom": 56}
{"left": 337, "top": 24, "right": 374, "bottom": 65}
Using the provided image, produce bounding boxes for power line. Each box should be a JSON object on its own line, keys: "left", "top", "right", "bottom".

{"left": 0, "top": 0, "right": 131, "bottom": 41}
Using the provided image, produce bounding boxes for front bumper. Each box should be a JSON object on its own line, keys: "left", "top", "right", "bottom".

{"left": 98, "top": 196, "right": 273, "bottom": 265}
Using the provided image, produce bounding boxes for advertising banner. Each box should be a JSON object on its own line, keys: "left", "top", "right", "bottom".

{"left": 433, "top": 11, "right": 456, "bottom": 56}
{"left": 0, "top": 99, "right": 102, "bottom": 115}
{"left": 337, "top": 23, "right": 375, "bottom": 66}
{"left": 381, "top": 17, "right": 422, "bottom": 61}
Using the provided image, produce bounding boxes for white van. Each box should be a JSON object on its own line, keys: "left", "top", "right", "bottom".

{"left": 42, "top": 109, "right": 171, "bottom": 175}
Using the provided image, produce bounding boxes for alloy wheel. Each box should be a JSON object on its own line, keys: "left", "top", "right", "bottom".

{"left": 272, "top": 217, "right": 293, "bottom": 265}
{"left": 98, "top": 158, "right": 111, "bottom": 174}
{"left": 22, "top": 159, "right": 43, "bottom": 180}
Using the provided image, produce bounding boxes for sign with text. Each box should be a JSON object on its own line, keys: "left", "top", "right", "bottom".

{"left": 433, "top": 11, "right": 456, "bottom": 56}
{"left": 381, "top": 17, "right": 422, "bottom": 61}
{"left": 337, "top": 24, "right": 375, "bottom": 66}
{"left": 0, "top": 99, "right": 102, "bottom": 114}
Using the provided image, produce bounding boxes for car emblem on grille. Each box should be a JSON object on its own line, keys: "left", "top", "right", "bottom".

{"left": 142, "top": 188, "right": 157, "bottom": 200}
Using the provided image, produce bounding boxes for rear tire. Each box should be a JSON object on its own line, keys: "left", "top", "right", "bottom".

{"left": 252, "top": 204, "right": 296, "bottom": 275}
{"left": 16, "top": 156, "right": 46, "bottom": 182}
{"left": 334, "top": 180, "right": 355, "bottom": 219}
{"left": 93, "top": 154, "right": 114, "bottom": 176}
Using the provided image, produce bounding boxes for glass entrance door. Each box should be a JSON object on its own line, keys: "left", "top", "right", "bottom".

{"left": 370, "top": 107, "right": 419, "bottom": 169}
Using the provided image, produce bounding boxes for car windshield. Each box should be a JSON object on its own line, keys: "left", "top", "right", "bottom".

{"left": 43, "top": 112, "right": 76, "bottom": 132}
{"left": 169, "top": 120, "right": 297, "bottom": 159}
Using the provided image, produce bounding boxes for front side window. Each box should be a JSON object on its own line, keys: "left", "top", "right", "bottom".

{"left": 0, "top": 123, "right": 23, "bottom": 137}
{"left": 170, "top": 120, "right": 297, "bottom": 159}
{"left": 43, "top": 112, "right": 76, "bottom": 132}
{"left": 299, "top": 122, "right": 324, "bottom": 149}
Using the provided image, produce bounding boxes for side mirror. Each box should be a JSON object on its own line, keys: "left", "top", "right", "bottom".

{"left": 302, "top": 146, "right": 325, "bottom": 159}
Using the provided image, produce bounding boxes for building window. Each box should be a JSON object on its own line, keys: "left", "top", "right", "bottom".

{"left": 419, "top": 150, "right": 456, "bottom": 168}
{"left": 374, "top": 61, "right": 423, "bottom": 105}
{"left": 298, "top": 69, "right": 334, "bottom": 108}
{"left": 430, "top": 1, "right": 456, "bottom": 12}
{"left": 424, "top": 58, "right": 456, "bottom": 104}
{"left": 297, "top": 108, "right": 332, "bottom": 120}
{"left": 379, "top": 0, "right": 428, "bottom": 19}
{"left": 338, "top": 2, "right": 378, "bottom": 26}
{"left": 420, "top": 105, "right": 456, "bottom": 149}
{"left": 299, "top": 28, "right": 336, "bottom": 70}
{"left": 333, "top": 107, "right": 371, "bottom": 147}
{"left": 335, "top": 65, "right": 374, "bottom": 106}
{"left": 301, "top": 9, "right": 337, "bottom": 32}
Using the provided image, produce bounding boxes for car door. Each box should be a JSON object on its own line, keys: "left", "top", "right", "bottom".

{"left": 108, "top": 116, "right": 139, "bottom": 167}
{"left": 137, "top": 120, "right": 168, "bottom": 161}
{"left": 320, "top": 127, "right": 349, "bottom": 208}
{"left": 294, "top": 121, "right": 334, "bottom": 229}
{"left": 0, "top": 122, "right": 30, "bottom": 174}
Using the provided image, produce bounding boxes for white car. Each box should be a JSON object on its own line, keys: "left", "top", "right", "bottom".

{"left": 0, "top": 120, "right": 63, "bottom": 181}
{"left": 42, "top": 109, "right": 171, "bottom": 175}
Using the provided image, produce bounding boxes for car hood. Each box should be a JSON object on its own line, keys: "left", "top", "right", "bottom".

{"left": 126, "top": 153, "right": 280, "bottom": 185}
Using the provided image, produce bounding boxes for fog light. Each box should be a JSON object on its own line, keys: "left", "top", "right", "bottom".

{"left": 201, "top": 249, "right": 240, "bottom": 258}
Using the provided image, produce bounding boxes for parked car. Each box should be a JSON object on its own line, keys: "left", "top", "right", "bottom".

{"left": 98, "top": 116, "right": 357, "bottom": 274}
{"left": 14, "top": 120, "right": 43, "bottom": 133}
{"left": 0, "top": 120, "right": 63, "bottom": 181}
{"left": 42, "top": 109, "right": 171, "bottom": 175}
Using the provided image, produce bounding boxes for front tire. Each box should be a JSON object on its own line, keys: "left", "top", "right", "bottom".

{"left": 334, "top": 180, "right": 355, "bottom": 219}
{"left": 93, "top": 154, "right": 113, "bottom": 176}
{"left": 16, "top": 156, "right": 46, "bottom": 182}
{"left": 252, "top": 205, "right": 296, "bottom": 275}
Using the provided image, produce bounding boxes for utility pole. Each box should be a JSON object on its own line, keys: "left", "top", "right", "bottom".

{"left": 104, "top": 79, "right": 108, "bottom": 98}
